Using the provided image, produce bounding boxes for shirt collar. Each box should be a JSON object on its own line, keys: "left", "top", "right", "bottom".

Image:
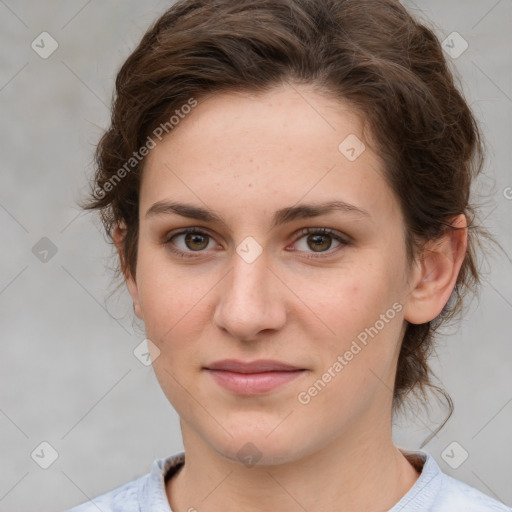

{"left": 139, "top": 449, "right": 441, "bottom": 512}
{"left": 139, "top": 451, "right": 185, "bottom": 512}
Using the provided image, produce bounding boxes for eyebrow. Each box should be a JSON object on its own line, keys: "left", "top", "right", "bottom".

{"left": 145, "top": 199, "right": 370, "bottom": 229}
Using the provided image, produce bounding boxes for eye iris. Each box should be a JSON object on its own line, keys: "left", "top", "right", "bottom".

{"left": 185, "top": 232, "right": 209, "bottom": 251}
{"left": 308, "top": 234, "right": 332, "bottom": 252}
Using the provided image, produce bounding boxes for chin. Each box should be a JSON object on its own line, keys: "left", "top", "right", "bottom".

{"left": 202, "top": 421, "right": 309, "bottom": 468}
{"left": 218, "top": 440, "right": 298, "bottom": 468}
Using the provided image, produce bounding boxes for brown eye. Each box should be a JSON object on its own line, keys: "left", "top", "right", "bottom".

{"left": 165, "top": 228, "right": 216, "bottom": 258}
{"left": 292, "top": 227, "right": 348, "bottom": 258}
{"left": 184, "top": 232, "right": 210, "bottom": 251}
{"left": 307, "top": 233, "right": 333, "bottom": 252}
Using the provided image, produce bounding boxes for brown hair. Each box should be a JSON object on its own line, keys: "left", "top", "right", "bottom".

{"left": 82, "top": 0, "right": 488, "bottom": 438}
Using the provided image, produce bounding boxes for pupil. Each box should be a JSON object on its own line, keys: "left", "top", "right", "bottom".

{"left": 309, "top": 234, "right": 331, "bottom": 252}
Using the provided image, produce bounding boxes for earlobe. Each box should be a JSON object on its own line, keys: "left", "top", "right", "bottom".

{"left": 404, "top": 214, "right": 468, "bottom": 325}
{"left": 113, "top": 223, "right": 143, "bottom": 320}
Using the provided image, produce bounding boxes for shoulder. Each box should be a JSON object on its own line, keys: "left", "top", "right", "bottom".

{"left": 62, "top": 452, "right": 185, "bottom": 512}
{"left": 63, "top": 474, "right": 144, "bottom": 512}
{"left": 433, "top": 471, "right": 511, "bottom": 512}
{"left": 396, "top": 449, "right": 511, "bottom": 512}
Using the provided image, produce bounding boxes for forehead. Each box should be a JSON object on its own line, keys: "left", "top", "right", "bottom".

{"left": 140, "top": 85, "right": 399, "bottom": 224}
{"left": 147, "top": 85, "right": 367, "bottom": 159}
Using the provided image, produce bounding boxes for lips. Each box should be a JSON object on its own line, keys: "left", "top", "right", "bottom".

{"left": 204, "top": 359, "right": 306, "bottom": 395}
{"left": 205, "top": 359, "right": 303, "bottom": 373}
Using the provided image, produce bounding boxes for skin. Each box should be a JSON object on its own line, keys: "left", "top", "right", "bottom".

{"left": 114, "top": 84, "right": 467, "bottom": 512}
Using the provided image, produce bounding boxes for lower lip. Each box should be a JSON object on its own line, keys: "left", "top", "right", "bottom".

{"left": 205, "top": 369, "right": 305, "bottom": 394}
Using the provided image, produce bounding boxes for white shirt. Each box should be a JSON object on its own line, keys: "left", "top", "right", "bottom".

{"left": 64, "top": 449, "right": 511, "bottom": 511}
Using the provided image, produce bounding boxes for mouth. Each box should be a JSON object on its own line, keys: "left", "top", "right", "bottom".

{"left": 203, "top": 359, "right": 307, "bottom": 395}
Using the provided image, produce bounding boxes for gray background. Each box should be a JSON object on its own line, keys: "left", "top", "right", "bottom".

{"left": 1, "top": 1, "right": 511, "bottom": 511}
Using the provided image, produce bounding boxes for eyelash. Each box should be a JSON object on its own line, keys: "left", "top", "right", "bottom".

{"left": 164, "top": 227, "right": 350, "bottom": 260}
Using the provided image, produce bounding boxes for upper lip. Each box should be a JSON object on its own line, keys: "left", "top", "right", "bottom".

{"left": 204, "top": 359, "right": 304, "bottom": 373}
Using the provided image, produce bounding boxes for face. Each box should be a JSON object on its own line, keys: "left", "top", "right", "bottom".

{"left": 123, "top": 85, "right": 419, "bottom": 466}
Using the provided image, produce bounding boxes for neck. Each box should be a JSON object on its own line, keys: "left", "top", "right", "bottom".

{"left": 166, "top": 416, "right": 420, "bottom": 512}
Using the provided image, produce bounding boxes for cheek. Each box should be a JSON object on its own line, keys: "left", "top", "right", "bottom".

{"left": 295, "top": 283, "right": 405, "bottom": 434}
{"left": 292, "top": 257, "right": 401, "bottom": 335}
{"left": 293, "top": 255, "right": 406, "bottom": 379}
{"left": 134, "top": 245, "right": 209, "bottom": 341}
{"left": 139, "top": 283, "right": 209, "bottom": 353}
{"left": 136, "top": 259, "right": 211, "bottom": 409}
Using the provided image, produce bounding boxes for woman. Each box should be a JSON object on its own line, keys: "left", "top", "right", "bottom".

{"left": 67, "top": 0, "right": 510, "bottom": 510}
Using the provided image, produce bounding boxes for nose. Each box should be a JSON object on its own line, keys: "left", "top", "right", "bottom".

{"left": 213, "top": 248, "right": 287, "bottom": 341}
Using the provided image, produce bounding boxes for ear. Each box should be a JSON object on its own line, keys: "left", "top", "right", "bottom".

{"left": 403, "top": 214, "right": 468, "bottom": 325}
{"left": 113, "top": 222, "right": 143, "bottom": 320}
